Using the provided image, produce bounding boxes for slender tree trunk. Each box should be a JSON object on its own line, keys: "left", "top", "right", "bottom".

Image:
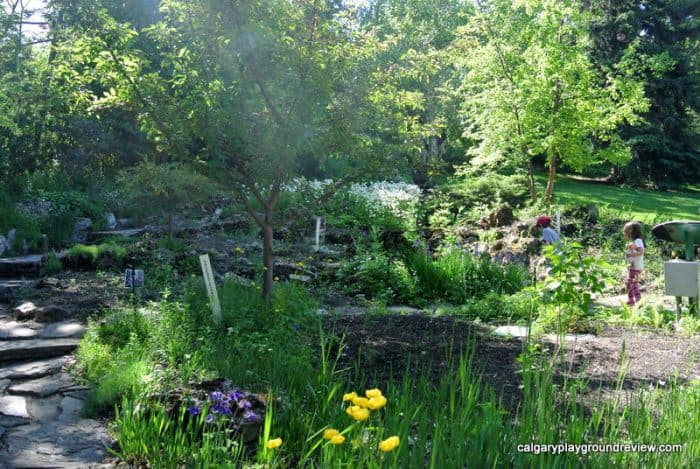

{"left": 544, "top": 150, "right": 558, "bottom": 201}
{"left": 261, "top": 209, "right": 274, "bottom": 300}
{"left": 526, "top": 160, "right": 537, "bottom": 202}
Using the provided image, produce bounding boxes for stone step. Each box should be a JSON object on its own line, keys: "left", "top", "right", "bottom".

{"left": 0, "top": 357, "right": 69, "bottom": 380}
{"left": 88, "top": 227, "right": 145, "bottom": 242}
{"left": 0, "top": 320, "right": 85, "bottom": 340}
{"left": 7, "top": 373, "right": 75, "bottom": 397}
{"left": 0, "top": 255, "right": 44, "bottom": 278}
{"left": 0, "top": 279, "right": 36, "bottom": 302}
{"left": 0, "top": 338, "right": 79, "bottom": 363}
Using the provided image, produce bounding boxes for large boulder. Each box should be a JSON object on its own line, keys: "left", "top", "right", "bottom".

{"left": 71, "top": 218, "right": 93, "bottom": 244}
{"left": 488, "top": 206, "right": 515, "bottom": 227}
{"left": 6, "top": 229, "right": 16, "bottom": 250}
{"left": 104, "top": 213, "right": 117, "bottom": 230}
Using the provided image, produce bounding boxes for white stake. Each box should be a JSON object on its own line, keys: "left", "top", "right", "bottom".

{"left": 315, "top": 216, "right": 321, "bottom": 251}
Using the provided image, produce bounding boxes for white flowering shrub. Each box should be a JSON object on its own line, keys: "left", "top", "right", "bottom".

{"left": 281, "top": 178, "right": 421, "bottom": 233}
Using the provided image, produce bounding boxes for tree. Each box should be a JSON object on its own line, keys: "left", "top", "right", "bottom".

{"left": 56, "top": 0, "right": 387, "bottom": 298}
{"left": 453, "top": 0, "right": 650, "bottom": 201}
{"left": 586, "top": 0, "right": 700, "bottom": 186}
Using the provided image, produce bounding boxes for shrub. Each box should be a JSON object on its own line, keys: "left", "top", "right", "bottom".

{"left": 336, "top": 252, "right": 419, "bottom": 305}
{"left": 406, "top": 248, "right": 527, "bottom": 304}
{"left": 65, "top": 243, "right": 127, "bottom": 270}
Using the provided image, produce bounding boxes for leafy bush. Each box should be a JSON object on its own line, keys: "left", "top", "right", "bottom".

{"left": 336, "top": 252, "right": 419, "bottom": 305}
{"left": 65, "top": 243, "right": 127, "bottom": 269}
{"left": 406, "top": 248, "right": 527, "bottom": 304}
{"left": 43, "top": 251, "right": 63, "bottom": 275}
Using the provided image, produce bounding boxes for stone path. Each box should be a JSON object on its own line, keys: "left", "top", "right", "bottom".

{"left": 0, "top": 298, "right": 113, "bottom": 467}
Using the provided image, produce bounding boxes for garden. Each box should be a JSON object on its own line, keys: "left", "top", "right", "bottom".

{"left": 1, "top": 1, "right": 700, "bottom": 468}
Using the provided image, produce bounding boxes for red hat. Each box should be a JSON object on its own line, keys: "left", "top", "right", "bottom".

{"left": 536, "top": 215, "right": 551, "bottom": 227}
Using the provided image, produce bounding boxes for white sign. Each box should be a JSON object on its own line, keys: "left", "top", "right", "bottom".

{"left": 199, "top": 254, "right": 222, "bottom": 323}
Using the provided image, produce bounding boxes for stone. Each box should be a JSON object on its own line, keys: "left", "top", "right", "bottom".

{"left": 40, "top": 322, "right": 85, "bottom": 339}
{"left": 34, "top": 305, "right": 70, "bottom": 323}
{"left": 288, "top": 274, "right": 312, "bottom": 283}
{"left": 0, "top": 321, "right": 40, "bottom": 339}
{"left": 0, "top": 396, "right": 30, "bottom": 427}
{"left": 104, "top": 212, "right": 117, "bottom": 230}
{"left": 0, "top": 338, "right": 79, "bottom": 362}
{"left": 26, "top": 394, "right": 62, "bottom": 422}
{"left": 0, "top": 280, "right": 36, "bottom": 302}
{"left": 492, "top": 325, "right": 530, "bottom": 338}
{"left": 223, "top": 272, "right": 254, "bottom": 287}
{"left": 0, "top": 357, "right": 68, "bottom": 380}
{"left": 71, "top": 217, "right": 93, "bottom": 244}
{"left": 116, "top": 217, "right": 133, "bottom": 228}
{"left": 0, "top": 235, "right": 8, "bottom": 257}
{"left": 0, "top": 419, "right": 112, "bottom": 466}
{"left": 7, "top": 373, "right": 74, "bottom": 397}
{"left": 6, "top": 228, "right": 16, "bottom": 249}
{"left": 12, "top": 302, "right": 37, "bottom": 319}
{"left": 0, "top": 255, "right": 44, "bottom": 276}
{"left": 387, "top": 306, "right": 423, "bottom": 315}
{"left": 488, "top": 206, "right": 515, "bottom": 227}
{"left": 58, "top": 396, "right": 84, "bottom": 422}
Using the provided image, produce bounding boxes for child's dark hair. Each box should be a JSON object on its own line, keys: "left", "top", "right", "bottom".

{"left": 623, "top": 221, "right": 643, "bottom": 240}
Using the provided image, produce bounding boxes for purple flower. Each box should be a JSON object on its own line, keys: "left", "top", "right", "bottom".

{"left": 238, "top": 399, "right": 252, "bottom": 409}
{"left": 186, "top": 406, "right": 201, "bottom": 416}
{"left": 229, "top": 390, "right": 245, "bottom": 402}
{"left": 210, "top": 391, "right": 224, "bottom": 402}
{"left": 212, "top": 404, "right": 232, "bottom": 415}
{"left": 206, "top": 414, "right": 217, "bottom": 423}
{"left": 243, "top": 410, "right": 261, "bottom": 423}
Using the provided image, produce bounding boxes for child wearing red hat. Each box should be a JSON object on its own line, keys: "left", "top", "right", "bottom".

{"left": 536, "top": 215, "right": 561, "bottom": 245}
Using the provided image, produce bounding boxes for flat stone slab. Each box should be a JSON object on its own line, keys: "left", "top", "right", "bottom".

{"left": 387, "top": 306, "right": 424, "bottom": 315}
{"left": 0, "top": 395, "right": 30, "bottom": 419}
{"left": 0, "top": 321, "right": 40, "bottom": 340}
{"left": 7, "top": 373, "right": 74, "bottom": 397}
{"left": 0, "top": 338, "right": 79, "bottom": 362}
{"left": 26, "top": 394, "right": 62, "bottom": 422}
{"left": 89, "top": 228, "right": 145, "bottom": 241}
{"left": 0, "top": 357, "right": 68, "bottom": 380}
{"left": 0, "top": 420, "right": 112, "bottom": 468}
{"left": 40, "top": 322, "right": 85, "bottom": 339}
{"left": 0, "top": 255, "right": 44, "bottom": 278}
{"left": 493, "top": 325, "right": 530, "bottom": 338}
{"left": 543, "top": 333, "right": 597, "bottom": 343}
{"left": 58, "top": 396, "right": 84, "bottom": 422}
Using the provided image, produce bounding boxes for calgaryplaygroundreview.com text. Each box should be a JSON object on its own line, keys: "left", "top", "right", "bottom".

{"left": 517, "top": 443, "right": 684, "bottom": 455}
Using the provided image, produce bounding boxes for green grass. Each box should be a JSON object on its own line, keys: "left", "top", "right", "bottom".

{"left": 547, "top": 175, "right": 700, "bottom": 223}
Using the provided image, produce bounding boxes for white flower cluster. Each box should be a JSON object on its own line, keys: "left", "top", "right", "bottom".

{"left": 283, "top": 177, "right": 334, "bottom": 193}
{"left": 348, "top": 181, "right": 421, "bottom": 219}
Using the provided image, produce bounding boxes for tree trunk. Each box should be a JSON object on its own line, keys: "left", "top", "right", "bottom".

{"left": 544, "top": 150, "right": 558, "bottom": 201}
{"left": 526, "top": 160, "right": 537, "bottom": 202}
{"left": 261, "top": 209, "right": 274, "bottom": 300}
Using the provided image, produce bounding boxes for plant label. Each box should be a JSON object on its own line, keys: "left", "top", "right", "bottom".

{"left": 199, "top": 254, "right": 222, "bottom": 323}
{"left": 124, "top": 269, "right": 144, "bottom": 288}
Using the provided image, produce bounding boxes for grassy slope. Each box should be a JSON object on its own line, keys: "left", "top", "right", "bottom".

{"left": 547, "top": 176, "right": 700, "bottom": 223}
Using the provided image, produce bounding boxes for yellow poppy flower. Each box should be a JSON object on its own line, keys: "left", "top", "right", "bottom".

{"left": 367, "top": 395, "right": 387, "bottom": 410}
{"left": 323, "top": 428, "right": 340, "bottom": 440}
{"left": 352, "top": 396, "right": 371, "bottom": 408}
{"left": 348, "top": 406, "right": 370, "bottom": 421}
{"left": 346, "top": 405, "right": 360, "bottom": 417}
{"left": 342, "top": 392, "right": 358, "bottom": 402}
{"left": 365, "top": 388, "right": 383, "bottom": 398}
{"left": 330, "top": 434, "right": 345, "bottom": 445}
{"left": 266, "top": 438, "right": 283, "bottom": 449}
{"left": 378, "top": 436, "right": 400, "bottom": 452}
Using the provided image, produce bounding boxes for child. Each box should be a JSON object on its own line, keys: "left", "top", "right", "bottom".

{"left": 536, "top": 215, "right": 561, "bottom": 245}
{"left": 623, "top": 221, "right": 645, "bottom": 306}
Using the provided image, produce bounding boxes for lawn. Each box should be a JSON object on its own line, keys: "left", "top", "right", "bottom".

{"left": 546, "top": 175, "right": 700, "bottom": 223}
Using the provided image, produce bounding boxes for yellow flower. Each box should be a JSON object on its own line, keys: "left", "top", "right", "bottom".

{"left": 378, "top": 436, "right": 400, "bottom": 452}
{"left": 352, "top": 396, "right": 371, "bottom": 408}
{"left": 266, "top": 438, "right": 283, "bottom": 449}
{"left": 365, "top": 388, "right": 383, "bottom": 398}
{"left": 330, "top": 434, "right": 345, "bottom": 445}
{"left": 367, "top": 395, "right": 387, "bottom": 410}
{"left": 274, "top": 276, "right": 279, "bottom": 281}
{"left": 347, "top": 406, "right": 370, "bottom": 421}
{"left": 343, "top": 392, "right": 358, "bottom": 402}
{"left": 233, "top": 247, "right": 245, "bottom": 254}
{"left": 323, "top": 428, "right": 340, "bottom": 440}
{"left": 296, "top": 261, "right": 304, "bottom": 268}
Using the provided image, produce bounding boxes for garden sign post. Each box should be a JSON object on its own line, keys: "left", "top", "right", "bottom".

{"left": 199, "top": 254, "right": 222, "bottom": 324}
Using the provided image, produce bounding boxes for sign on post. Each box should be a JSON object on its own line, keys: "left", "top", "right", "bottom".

{"left": 124, "top": 269, "right": 144, "bottom": 288}
{"left": 199, "top": 254, "right": 222, "bottom": 324}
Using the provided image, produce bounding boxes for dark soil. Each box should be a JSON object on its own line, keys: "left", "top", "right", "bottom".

{"left": 323, "top": 313, "right": 700, "bottom": 410}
